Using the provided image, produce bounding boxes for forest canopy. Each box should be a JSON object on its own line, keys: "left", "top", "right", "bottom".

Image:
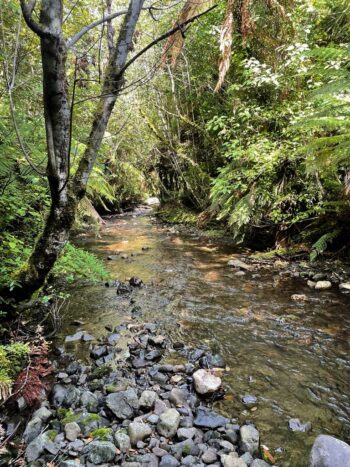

{"left": 0, "top": 0, "right": 350, "bottom": 298}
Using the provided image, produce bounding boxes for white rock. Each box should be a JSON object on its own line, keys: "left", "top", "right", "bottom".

{"left": 227, "top": 259, "right": 252, "bottom": 271}
{"left": 339, "top": 282, "right": 350, "bottom": 291}
{"left": 64, "top": 422, "right": 81, "bottom": 442}
{"left": 315, "top": 280, "right": 332, "bottom": 290}
{"left": 307, "top": 280, "right": 316, "bottom": 288}
{"left": 157, "top": 408, "right": 180, "bottom": 438}
{"left": 193, "top": 369, "right": 222, "bottom": 395}
{"left": 291, "top": 294, "right": 308, "bottom": 301}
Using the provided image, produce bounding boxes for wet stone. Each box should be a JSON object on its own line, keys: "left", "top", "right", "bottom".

{"left": 288, "top": 418, "right": 312, "bottom": 432}
{"left": 194, "top": 408, "right": 229, "bottom": 429}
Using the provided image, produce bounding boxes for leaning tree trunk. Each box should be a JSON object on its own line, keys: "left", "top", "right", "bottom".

{"left": 9, "top": 0, "right": 145, "bottom": 302}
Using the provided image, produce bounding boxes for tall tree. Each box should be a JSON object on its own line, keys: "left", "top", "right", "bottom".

{"left": 3, "top": 0, "right": 214, "bottom": 301}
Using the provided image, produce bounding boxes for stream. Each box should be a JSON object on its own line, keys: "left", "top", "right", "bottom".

{"left": 59, "top": 209, "right": 350, "bottom": 466}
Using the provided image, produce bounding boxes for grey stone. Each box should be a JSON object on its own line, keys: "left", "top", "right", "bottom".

{"left": 182, "top": 455, "right": 199, "bottom": 466}
{"left": 309, "top": 434, "right": 350, "bottom": 467}
{"left": 81, "top": 391, "right": 99, "bottom": 413}
{"left": 88, "top": 441, "right": 116, "bottom": 464}
{"left": 169, "top": 388, "right": 189, "bottom": 406}
{"left": 242, "top": 395, "right": 257, "bottom": 406}
{"left": 240, "top": 425, "right": 259, "bottom": 455}
{"left": 227, "top": 259, "right": 251, "bottom": 270}
{"left": 221, "top": 452, "right": 246, "bottom": 467}
{"left": 25, "top": 434, "right": 49, "bottom": 462}
{"left": 194, "top": 408, "right": 229, "bottom": 429}
{"left": 157, "top": 409, "right": 180, "bottom": 438}
{"left": 115, "top": 432, "right": 131, "bottom": 452}
{"left": 171, "top": 439, "right": 199, "bottom": 459}
{"left": 64, "top": 387, "right": 81, "bottom": 408}
{"left": 288, "top": 418, "right": 312, "bottom": 432}
{"left": 23, "top": 417, "right": 43, "bottom": 444}
{"left": 159, "top": 454, "right": 180, "bottom": 467}
{"left": 128, "top": 422, "right": 152, "bottom": 446}
{"left": 51, "top": 384, "right": 68, "bottom": 407}
{"left": 139, "top": 390, "right": 158, "bottom": 409}
{"left": 202, "top": 448, "right": 218, "bottom": 464}
{"left": 65, "top": 422, "right": 81, "bottom": 442}
{"left": 240, "top": 452, "right": 254, "bottom": 465}
{"left": 250, "top": 460, "right": 270, "bottom": 467}
{"left": 177, "top": 427, "right": 197, "bottom": 440}
{"left": 106, "top": 388, "right": 139, "bottom": 419}
{"left": 65, "top": 331, "right": 84, "bottom": 342}
{"left": 148, "top": 414, "right": 160, "bottom": 424}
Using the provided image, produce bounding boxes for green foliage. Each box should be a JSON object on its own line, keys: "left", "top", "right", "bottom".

{"left": 0, "top": 342, "right": 30, "bottom": 389}
{"left": 52, "top": 243, "right": 110, "bottom": 283}
{"left": 310, "top": 230, "right": 341, "bottom": 262}
{"left": 90, "top": 428, "right": 112, "bottom": 440}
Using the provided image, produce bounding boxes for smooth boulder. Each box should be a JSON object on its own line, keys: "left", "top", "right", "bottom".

{"left": 309, "top": 435, "right": 350, "bottom": 467}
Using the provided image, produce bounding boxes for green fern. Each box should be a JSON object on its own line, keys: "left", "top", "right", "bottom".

{"left": 310, "top": 230, "right": 340, "bottom": 262}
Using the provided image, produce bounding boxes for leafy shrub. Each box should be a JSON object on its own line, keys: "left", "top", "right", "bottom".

{"left": 52, "top": 243, "right": 110, "bottom": 283}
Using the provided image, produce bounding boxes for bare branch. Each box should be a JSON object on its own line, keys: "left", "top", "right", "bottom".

{"left": 19, "top": 0, "right": 49, "bottom": 38}
{"left": 67, "top": 9, "right": 129, "bottom": 49}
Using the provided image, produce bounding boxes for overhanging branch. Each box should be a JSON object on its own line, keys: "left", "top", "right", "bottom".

{"left": 19, "top": 0, "right": 50, "bottom": 38}
{"left": 117, "top": 4, "right": 217, "bottom": 78}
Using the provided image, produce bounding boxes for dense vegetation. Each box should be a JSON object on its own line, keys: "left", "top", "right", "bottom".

{"left": 0, "top": 0, "right": 349, "bottom": 297}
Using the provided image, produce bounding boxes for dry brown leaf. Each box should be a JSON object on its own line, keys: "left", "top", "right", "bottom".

{"left": 215, "top": 0, "right": 235, "bottom": 92}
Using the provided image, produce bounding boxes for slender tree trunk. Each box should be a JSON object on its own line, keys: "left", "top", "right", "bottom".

{"left": 8, "top": 0, "right": 145, "bottom": 302}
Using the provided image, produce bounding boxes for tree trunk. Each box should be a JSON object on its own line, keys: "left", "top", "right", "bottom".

{"left": 4, "top": 0, "right": 145, "bottom": 302}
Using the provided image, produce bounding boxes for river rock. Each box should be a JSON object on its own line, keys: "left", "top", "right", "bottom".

{"left": 88, "top": 441, "right": 116, "bottom": 464}
{"left": 128, "top": 421, "right": 152, "bottom": 446}
{"left": 177, "top": 427, "right": 197, "bottom": 440}
{"left": 288, "top": 418, "right": 312, "bottom": 432}
{"left": 242, "top": 394, "right": 257, "bottom": 406}
{"left": 115, "top": 432, "right": 131, "bottom": 452}
{"left": 309, "top": 434, "right": 350, "bottom": 467}
{"left": 291, "top": 294, "right": 308, "bottom": 301}
{"left": 25, "top": 433, "right": 49, "bottom": 462}
{"left": 129, "top": 276, "right": 143, "bottom": 287}
{"left": 160, "top": 454, "right": 180, "bottom": 467}
{"left": 157, "top": 408, "right": 180, "bottom": 438}
{"left": 64, "top": 421, "right": 81, "bottom": 441}
{"left": 51, "top": 384, "right": 68, "bottom": 407}
{"left": 251, "top": 460, "right": 270, "bottom": 467}
{"left": 194, "top": 408, "right": 229, "bottom": 429}
{"left": 199, "top": 353, "right": 225, "bottom": 369}
{"left": 193, "top": 369, "right": 221, "bottom": 395}
{"left": 106, "top": 388, "right": 139, "bottom": 419}
{"left": 169, "top": 387, "right": 189, "bottom": 407}
{"left": 339, "top": 282, "right": 350, "bottom": 291}
{"left": 139, "top": 390, "right": 158, "bottom": 409}
{"left": 315, "top": 281, "right": 332, "bottom": 290}
{"left": 65, "top": 331, "right": 84, "bottom": 342}
{"left": 23, "top": 406, "right": 52, "bottom": 443}
{"left": 81, "top": 390, "right": 99, "bottom": 412}
{"left": 202, "top": 447, "right": 218, "bottom": 464}
{"left": 240, "top": 425, "right": 259, "bottom": 454}
{"left": 227, "top": 259, "right": 251, "bottom": 271}
{"left": 221, "top": 452, "right": 247, "bottom": 467}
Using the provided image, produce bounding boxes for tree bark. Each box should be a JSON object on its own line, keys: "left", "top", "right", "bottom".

{"left": 7, "top": 0, "right": 145, "bottom": 302}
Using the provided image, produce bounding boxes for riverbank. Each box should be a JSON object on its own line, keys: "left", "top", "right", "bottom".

{"left": 2, "top": 302, "right": 274, "bottom": 466}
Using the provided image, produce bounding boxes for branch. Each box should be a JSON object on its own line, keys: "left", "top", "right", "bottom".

{"left": 117, "top": 4, "right": 218, "bottom": 78}
{"left": 19, "top": 0, "right": 48, "bottom": 38}
{"left": 67, "top": 9, "right": 129, "bottom": 49}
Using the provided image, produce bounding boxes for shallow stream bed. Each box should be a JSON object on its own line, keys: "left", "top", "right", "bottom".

{"left": 59, "top": 211, "right": 350, "bottom": 466}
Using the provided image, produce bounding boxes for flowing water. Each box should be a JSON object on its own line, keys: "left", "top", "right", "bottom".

{"left": 59, "top": 210, "right": 350, "bottom": 466}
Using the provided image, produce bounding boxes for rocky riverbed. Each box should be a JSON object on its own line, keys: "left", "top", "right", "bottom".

{"left": 20, "top": 311, "right": 274, "bottom": 467}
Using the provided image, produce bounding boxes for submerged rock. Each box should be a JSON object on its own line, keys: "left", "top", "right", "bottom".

{"left": 288, "top": 418, "right": 312, "bottom": 432}
{"left": 309, "top": 435, "right": 350, "bottom": 467}
{"left": 227, "top": 259, "right": 252, "bottom": 271}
